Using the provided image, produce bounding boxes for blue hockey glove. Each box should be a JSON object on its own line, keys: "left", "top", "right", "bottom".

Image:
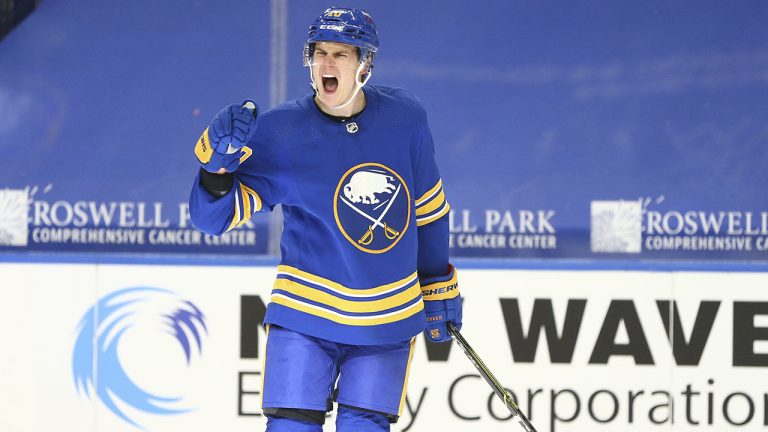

{"left": 421, "top": 265, "right": 462, "bottom": 343}
{"left": 195, "top": 101, "right": 258, "bottom": 173}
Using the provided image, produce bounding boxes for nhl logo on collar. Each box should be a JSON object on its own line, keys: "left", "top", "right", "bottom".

{"left": 333, "top": 163, "right": 411, "bottom": 254}
{"left": 345, "top": 122, "right": 359, "bottom": 134}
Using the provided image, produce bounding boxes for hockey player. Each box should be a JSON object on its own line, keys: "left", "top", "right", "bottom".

{"left": 190, "top": 7, "right": 461, "bottom": 432}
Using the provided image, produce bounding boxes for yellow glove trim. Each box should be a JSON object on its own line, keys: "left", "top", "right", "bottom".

{"left": 194, "top": 128, "right": 213, "bottom": 164}
{"left": 420, "top": 269, "right": 459, "bottom": 301}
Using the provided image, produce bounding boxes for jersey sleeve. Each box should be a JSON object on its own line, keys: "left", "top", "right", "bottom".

{"left": 189, "top": 129, "right": 287, "bottom": 236}
{"left": 413, "top": 122, "right": 455, "bottom": 288}
{"left": 417, "top": 215, "right": 458, "bottom": 300}
{"left": 413, "top": 125, "right": 451, "bottom": 228}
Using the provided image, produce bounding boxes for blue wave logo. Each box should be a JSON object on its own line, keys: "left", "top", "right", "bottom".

{"left": 72, "top": 287, "right": 207, "bottom": 429}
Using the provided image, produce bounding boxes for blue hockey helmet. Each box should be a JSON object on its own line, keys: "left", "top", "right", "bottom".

{"left": 304, "top": 7, "right": 379, "bottom": 68}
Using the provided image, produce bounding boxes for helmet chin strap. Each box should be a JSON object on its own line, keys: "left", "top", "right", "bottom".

{"left": 309, "top": 61, "right": 372, "bottom": 111}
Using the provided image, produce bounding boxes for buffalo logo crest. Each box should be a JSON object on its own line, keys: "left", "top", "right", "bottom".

{"left": 334, "top": 163, "right": 411, "bottom": 254}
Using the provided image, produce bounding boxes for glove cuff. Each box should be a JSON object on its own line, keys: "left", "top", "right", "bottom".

{"left": 420, "top": 264, "right": 459, "bottom": 301}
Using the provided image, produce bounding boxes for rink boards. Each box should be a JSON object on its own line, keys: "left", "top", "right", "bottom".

{"left": 1, "top": 263, "right": 766, "bottom": 432}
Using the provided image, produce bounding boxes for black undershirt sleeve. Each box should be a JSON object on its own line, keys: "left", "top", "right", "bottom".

{"left": 199, "top": 167, "right": 234, "bottom": 198}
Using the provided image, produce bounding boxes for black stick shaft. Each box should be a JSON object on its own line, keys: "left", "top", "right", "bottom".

{"left": 447, "top": 322, "right": 538, "bottom": 432}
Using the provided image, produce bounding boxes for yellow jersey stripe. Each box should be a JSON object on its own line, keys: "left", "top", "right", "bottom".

{"left": 226, "top": 191, "right": 242, "bottom": 232}
{"left": 416, "top": 201, "right": 451, "bottom": 226}
{"left": 274, "top": 279, "right": 421, "bottom": 313}
{"left": 259, "top": 324, "right": 270, "bottom": 409}
{"left": 398, "top": 337, "right": 417, "bottom": 416}
{"left": 276, "top": 271, "right": 417, "bottom": 298}
{"left": 415, "top": 189, "right": 445, "bottom": 216}
{"left": 241, "top": 183, "right": 263, "bottom": 213}
{"left": 227, "top": 183, "right": 263, "bottom": 231}
{"left": 270, "top": 294, "right": 424, "bottom": 326}
{"left": 240, "top": 183, "right": 252, "bottom": 220}
{"left": 277, "top": 265, "right": 418, "bottom": 297}
{"left": 416, "top": 179, "right": 443, "bottom": 207}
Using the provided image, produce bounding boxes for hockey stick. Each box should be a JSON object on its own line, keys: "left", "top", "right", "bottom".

{"left": 447, "top": 322, "right": 538, "bottom": 432}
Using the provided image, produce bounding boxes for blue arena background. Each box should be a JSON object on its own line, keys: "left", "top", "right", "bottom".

{"left": 1, "top": 0, "right": 767, "bottom": 265}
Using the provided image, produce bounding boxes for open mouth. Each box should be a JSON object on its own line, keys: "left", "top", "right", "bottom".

{"left": 322, "top": 75, "right": 338, "bottom": 94}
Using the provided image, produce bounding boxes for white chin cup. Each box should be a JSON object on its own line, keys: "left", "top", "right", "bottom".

{"left": 309, "top": 61, "right": 372, "bottom": 110}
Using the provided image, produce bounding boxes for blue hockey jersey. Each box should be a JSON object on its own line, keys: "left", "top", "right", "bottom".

{"left": 190, "top": 85, "right": 456, "bottom": 345}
